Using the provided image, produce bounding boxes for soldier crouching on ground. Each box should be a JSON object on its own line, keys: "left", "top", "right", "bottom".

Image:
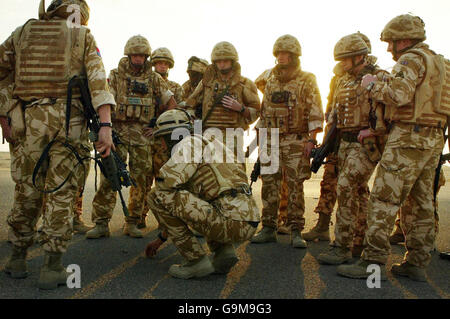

{"left": 144, "top": 109, "right": 260, "bottom": 279}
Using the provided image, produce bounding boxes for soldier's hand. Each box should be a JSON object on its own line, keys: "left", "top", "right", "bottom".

{"left": 145, "top": 238, "right": 164, "bottom": 258}
{"left": 304, "top": 142, "right": 315, "bottom": 159}
{"left": 362, "top": 74, "right": 377, "bottom": 89}
{"left": 222, "top": 96, "right": 242, "bottom": 112}
{"left": 0, "top": 117, "right": 15, "bottom": 144}
{"left": 357, "top": 129, "right": 374, "bottom": 144}
{"left": 96, "top": 126, "right": 115, "bottom": 158}
{"left": 143, "top": 127, "right": 154, "bottom": 138}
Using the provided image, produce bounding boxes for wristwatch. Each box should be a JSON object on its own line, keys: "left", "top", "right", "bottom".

{"left": 308, "top": 139, "right": 318, "bottom": 146}
{"left": 239, "top": 105, "right": 246, "bottom": 113}
{"left": 99, "top": 122, "right": 113, "bottom": 128}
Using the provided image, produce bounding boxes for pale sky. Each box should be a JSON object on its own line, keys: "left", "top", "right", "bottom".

{"left": 0, "top": 0, "right": 449, "bottom": 155}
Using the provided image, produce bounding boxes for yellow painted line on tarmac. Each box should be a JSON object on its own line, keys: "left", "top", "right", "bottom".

{"left": 70, "top": 252, "right": 145, "bottom": 299}
{"left": 386, "top": 273, "right": 418, "bottom": 299}
{"left": 140, "top": 274, "right": 171, "bottom": 299}
{"left": 426, "top": 278, "right": 450, "bottom": 299}
{"left": 219, "top": 242, "right": 251, "bottom": 299}
{"left": 301, "top": 252, "right": 326, "bottom": 299}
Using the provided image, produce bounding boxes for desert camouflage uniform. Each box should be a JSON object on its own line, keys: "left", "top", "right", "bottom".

{"left": 259, "top": 65, "right": 323, "bottom": 232}
{"left": 361, "top": 42, "right": 448, "bottom": 268}
{"left": 255, "top": 68, "right": 288, "bottom": 231}
{"left": 148, "top": 134, "right": 260, "bottom": 261}
{"left": 392, "top": 167, "right": 445, "bottom": 241}
{"left": 91, "top": 57, "right": 170, "bottom": 225}
{"left": 186, "top": 43, "right": 260, "bottom": 159}
{"left": 332, "top": 63, "right": 387, "bottom": 250}
{"left": 0, "top": 18, "right": 114, "bottom": 253}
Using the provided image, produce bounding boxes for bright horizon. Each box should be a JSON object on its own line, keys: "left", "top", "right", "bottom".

{"left": 0, "top": 0, "right": 449, "bottom": 156}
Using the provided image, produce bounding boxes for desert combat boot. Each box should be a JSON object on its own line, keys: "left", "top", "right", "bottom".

{"left": 317, "top": 246, "right": 352, "bottom": 265}
{"left": 212, "top": 243, "right": 239, "bottom": 274}
{"left": 37, "top": 252, "right": 69, "bottom": 290}
{"left": 302, "top": 212, "right": 331, "bottom": 241}
{"left": 73, "top": 216, "right": 92, "bottom": 234}
{"left": 169, "top": 256, "right": 215, "bottom": 279}
{"left": 4, "top": 246, "right": 29, "bottom": 279}
{"left": 291, "top": 230, "right": 307, "bottom": 248}
{"left": 86, "top": 222, "right": 110, "bottom": 239}
{"left": 123, "top": 223, "right": 143, "bottom": 238}
{"left": 337, "top": 259, "right": 387, "bottom": 280}
{"left": 391, "top": 261, "right": 427, "bottom": 282}
{"left": 251, "top": 226, "right": 277, "bottom": 244}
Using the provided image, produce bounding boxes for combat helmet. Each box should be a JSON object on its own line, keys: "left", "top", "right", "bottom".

{"left": 353, "top": 32, "right": 371, "bottom": 54}
{"left": 42, "top": 0, "right": 90, "bottom": 26}
{"left": 273, "top": 34, "right": 302, "bottom": 57}
{"left": 211, "top": 42, "right": 239, "bottom": 63}
{"left": 124, "top": 35, "right": 152, "bottom": 56}
{"left": 152, "top": 48, "right": 175, "bottom": 68}
{"left": 153, "top": 109, "right": 193, "bottom": 138}
{"left": 187, "top": 56, "right": 209, "bottom": 74}
{"left": 381, "top": 14, "right": 426, "bottom": 42}
{"left": 334, "top": 33, "right": 369, "bottom": 61}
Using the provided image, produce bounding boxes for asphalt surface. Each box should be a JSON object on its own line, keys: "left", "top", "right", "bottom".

{"left": 0, "top": 160, "right": 449, "bottom": 300}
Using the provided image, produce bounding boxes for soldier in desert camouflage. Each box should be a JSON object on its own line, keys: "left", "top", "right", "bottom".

{"left": 144, "top": 109, "right": 260, "bottom": 279}
{"left": 128, "top": 47, "right": 183, "bottom": 229}
{"left": 338, "top": 14, "right": 450, "bottom": 282}
{"left": 182, "top": 56, "right": 209, "bottom": 101}
{"left": 87, "top": 35, "right": 177, "bottom": 239}
{"left": 251, "top": 34, "right": 323, "bottom": 248}
{"left": 0, "top": 0, "right": 115, "bottom": 289}
{"left": 185, "top": 41, "right": 260, "bottom": 162}
{"left": 317, "top": 34, "right": 387, "bottom": 265}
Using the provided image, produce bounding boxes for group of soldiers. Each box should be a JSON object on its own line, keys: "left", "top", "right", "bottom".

{"left": 0, "top": 0, "right": 448, "bottom": 289}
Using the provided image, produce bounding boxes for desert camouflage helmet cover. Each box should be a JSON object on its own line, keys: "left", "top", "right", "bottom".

{"left": 334, "top": 33, "right": 369, "bottom": 61}
{"left": 152, "top": 47, "right": 175, "bottom": 68}
{"left": 124, "top": 35, "right": 152, "bottom": 56}
{"left": 153, "top": 109, "right": 193, "bottom": 138}
{"left": 187, "top": 56, "right": 209, "bottom": 73}
{"left": 42, "top": 0, "right": 90, "bottom": 26}
{"left": 381, "top": 14, "right": 426, "bottom": 42}
{"left": 273, "top": 34, "right": 302, "bottom": 57}
{"left": 353, "top": 31, "right": 372, "bottom": 54}
{"left": 211, "top": 42, "right": 239, "bottom": 62}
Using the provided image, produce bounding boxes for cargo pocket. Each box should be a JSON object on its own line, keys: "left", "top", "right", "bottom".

{"left": 371, "top": 160, "right": 405, "bottom": 205}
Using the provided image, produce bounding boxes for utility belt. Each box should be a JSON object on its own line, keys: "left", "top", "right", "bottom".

{"left": 389, "top": 121, "right": 446, "bottom": 133}
{"left": 340, "top": 131, "right": 359, "bottom": 143}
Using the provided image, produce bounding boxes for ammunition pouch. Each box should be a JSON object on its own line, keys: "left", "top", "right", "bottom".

{"left": 362, "top": 136, "right": 382, "bottom": 163}
{"left": 7, "top": 100, "right": 26, "bottom": 139}
{"left": 271, "top": 91, "right": 290, "bottom": 104}
{"left": 263, "top": 106, "right": 290, "bottom": 134}
{"left": 129, "top": 79, "right": 149, "bottom": 95}
{"left": 340, "top": 131, "right": 359, "bottom": 143}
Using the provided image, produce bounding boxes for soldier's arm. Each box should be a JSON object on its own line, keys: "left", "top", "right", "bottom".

{"left": 83, "top": 30, "right": 115, "bottom": 113}
{"left": 305, "top": 74, "right": 324, "bottom": 135}
{"left": 154, "top": 74, "right": 175, "bottom": 111}
{"left": 156, "top": 137, "right": 199, "bottom": 190}
{"left": 370, "top": 53, "right": 425, "bottom": 107}
{"left": 241, "top": 79, "right": 261, "bottom": 124}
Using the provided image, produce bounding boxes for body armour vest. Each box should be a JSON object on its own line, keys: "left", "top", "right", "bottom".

{"left": 334, "top": 65, "right": 386, "bottom": 131}
{"left": 185, "top": 135, "right": 249, "bottom": 202}
{"left": 262, "top": 68, "right": 311, "bottom": 135}
{"left": 14, "top": 19, "right": 86, "bottom": 100}
{"left": 385, "top": 47, "right": 449, "bottom": 127}
{"left": 201, "top": 64, "right": 249, "bottom": 130}
{"left": 113, "top": 58, "right": 157, "bottom": 125}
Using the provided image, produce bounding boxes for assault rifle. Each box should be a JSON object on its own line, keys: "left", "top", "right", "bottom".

{"left": 310, "top": 116, "right": 338, "bottom": 174}
{"left": 67, "top": 76, "right": 136, "bottom": 217}
{"left": 202, "top": 84, "right": 230, "bottom": 124}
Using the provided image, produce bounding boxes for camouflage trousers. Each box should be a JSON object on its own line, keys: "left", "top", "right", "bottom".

{"left": 362, "top": 135, "right": 444, "bottom": 268}
{"left": 91, "top": 142, "right": 152, "bottom": 224}
{"left": 335, "top": 140, "right": 376, "bottom": 249}
{"left": 261, "top": 134, "right": 311, "bottom": 231}
{"left": 128, "top": 137, "right": 167, "bottom": 220}
{"left": 393, "top": 169, "right": 445, "bottom": 239}
{"left": 148, "top": 189, "right": 258, "bottom": 261}
{"left": 8, "top": 102, "right": 90, "bottom": 253}
{"left": 314, "top": 153, "right": 338, "bottom": 216}
{"left": 277, "top": 171, "right": 289, "bottom": 226}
